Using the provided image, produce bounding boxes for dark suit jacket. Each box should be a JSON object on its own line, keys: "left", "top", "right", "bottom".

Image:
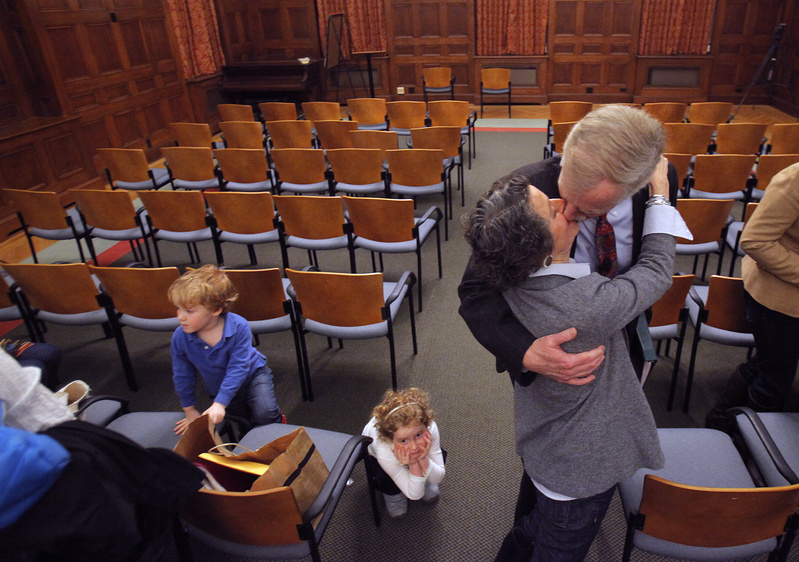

{"left": 457, "top": 156, "right": 679, "bottom": 380}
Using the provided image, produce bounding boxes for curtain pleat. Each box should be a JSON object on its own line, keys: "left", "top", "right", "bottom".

{"left": 316, "top": 0, "right": 388, "bottom": 58}
{"left": 164, "top": 0, "right": 225, "bottom": 78}
{"left": 640, "top": 0, "right": 716, "bottom": 55}
{"left": 477, "top": 0, "right": 547, "bottom": 56}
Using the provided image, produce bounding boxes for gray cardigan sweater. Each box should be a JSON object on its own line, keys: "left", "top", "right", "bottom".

{"left": 503, "top": 233, "right": 674, "bottom": 498}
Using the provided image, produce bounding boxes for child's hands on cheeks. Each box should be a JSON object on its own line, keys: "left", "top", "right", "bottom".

{"left": 174, "top": 406, "right": 201, "bottom": 435}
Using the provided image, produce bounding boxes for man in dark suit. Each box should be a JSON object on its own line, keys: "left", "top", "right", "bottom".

{"left": 457, "top": 105, "right": 680, "bottom": 560}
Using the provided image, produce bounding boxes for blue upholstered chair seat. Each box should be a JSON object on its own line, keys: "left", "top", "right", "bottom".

{"left": 279, "top": 181, "right": 329, "bottom": 194}
{"left": 353, "top": 217, "right": 436, "bottom": 254}
{"left": 389, "top": 181, "right": 445, "bottom": 196}
{"left": 116, "top": 167, "right": 171, "bottom": 190}
{"left": 217, "top": 230, "right": 280, "bottom": 245}
{"left": 334, "top": 180, "right": 385, "bottom": 195}
{"left": 224, "top": 180, "right": 273, "bottom": 192}
{"left": 106, "top": 411, "right": 185, "bottom": 449}
{"left": 173, "top": 178, "right": 220, "bottom": 191}
{"left": 686, "top": 286, "right": 755, "bottom": 346}
{"left": 284, "top": 234, "right": 350, "bottom": 251}
{"left": 118, "top": 314, "right": 180, "bottom": 331}
{"left": 676, "top": 241, "right": 720, "bottom": 255}
{"left": 648, "top": 323, "right": 678, "bottom": 341}
{"left": 689, "top": 188, "right": 747, "bottom": 200}
{"left": 153, "top": 227, "right": 214, "bottom": 243}
{"left": 735, "top": 411, "right": 799, "bottom": 487}
{"left": 37, "top": 309, "right": 108, "bottom": 326}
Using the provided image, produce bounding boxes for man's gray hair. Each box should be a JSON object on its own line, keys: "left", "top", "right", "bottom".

{"left": 561, "top": 105, "right": 665, "bottom": 198}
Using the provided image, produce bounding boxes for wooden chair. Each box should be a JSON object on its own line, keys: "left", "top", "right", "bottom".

{"left": 663, "top": 123, "right": 715, "bottom": 155}
{"left": 722, "top": 202, "right": 758, "bottom": 276}
{"left": 750, "top": 154, "right": 799, "bottom": 200}
{"left": 258, "top": 102, "right": 298, "bottom": 123}
{"left": 217, "top": 103, "right": 255, "bottom": 122}
{"left": 422, "top": 67, "right": 455, "bottom": 104}
{"left": 713, "top": 122, "right": 768, "bottom": 155}
{"left": 387, "top": 148, "right": 449, "bottom": 240}
{"left": 349, "top": 129, "right": 398, "bottom": 159}
{"left": 427, "top": 100, "right": 477, "bottom": 169}
{"left": 686, "top": 101, "right": 733, "bottom": 126}
{"left": 203, "top": 191, "right": 279, "bottom": 266}
{"left": 642, "top": 102, "right": 687, "bottom": 124}
{"left": 301, "top": 101, "right": 342, "bottom": 124}
{"left": 170, "top": 122, "right": 222, "bottom": 149}
{"left": 313, "top": 120, "right": 358, "bottom": 150}
{"left": 137, "top": 190, "right": 219, "bottom": 267}
{"left": 544, "top": 121, "right": 577, "bottom": 159}
{"left": 270, "top": 148, "right": 331, "bottom": 195}
{"left": 663, "top": 153, "right": 693, "bottom": 194}
{"left": 685, "top": 154, "right": 757, "bottom": 212}
{"left": 327, "top": 148, "right": 387, "bottom": 196}
{"left": 160, "top": 146, "right": 222, "bottom": 191}
{"left": 264, "top": 120, "right": 315, "bottom": 150}
{"left": 212, "top": 148, "right": 272, "bottom": 192}
{"left": 675, "top": 198, "right": 736, "bottom": 280}
{"left": 480, "top": 68, "right": 511, "bottom": 118}
{"left": 548, "top": 101, "right": 592, "bottom": 143}
{"left": 344, "top": 196, "right": 442, "bottom": 312}
{"left": 647, "top": 274, "right": 695, "bottom": 411}
{"left": 272, "top": 195, "right": 355, "bottom": 272}
{"left": 4, "top": 188, "right": 96, "bottom": 265}
{"left": 385, "top": 101, "right": 428, "bottom": 142}
{"left": 222, "top": 268, "right": 308, "bottom": 400}
{"left": 97, "top": 148, "right": 172, "bottom": 191}
{"left": 70, "top": 188, "right": 152, "bottom": 266}
{"left": 410, "top": 126, "right": 463, "bottom": 214}
{"left": 0, "top": 272, "right": 34, "bottom": 340}
{"left": 345, "top": 98, "right": 388, "bottom": 130}
{"left": 733, "top": 407, "right": 799, "bottom": 488}
{"left": 767, "top": 123, "right": 799, "bottom": 154}
{"left": 619, "top": 427, "right": 799, "bottom": 561}
{"left": 285, "top": 267, "right": 417, "bottom": 399}
{"left": 219, "top": 121, "right": 266, "bottom": 150}
{"left": 2, "top": 262, "right": 137, "bottom": 390}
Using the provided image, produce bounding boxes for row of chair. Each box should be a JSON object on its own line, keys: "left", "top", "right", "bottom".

{"left": 2, "top": 263, "right": 418, "bottom": 402}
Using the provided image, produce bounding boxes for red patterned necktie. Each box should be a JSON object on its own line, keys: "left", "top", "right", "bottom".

{"left": 595, "top": 214, "right": 618, "bottom": 278}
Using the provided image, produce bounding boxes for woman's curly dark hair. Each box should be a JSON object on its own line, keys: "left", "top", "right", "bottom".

{"left": 464, "top": 173, "right": 553, "bottom": 292}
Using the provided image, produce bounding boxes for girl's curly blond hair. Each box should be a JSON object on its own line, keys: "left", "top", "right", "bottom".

{"left": 372, "top": 388, "right": 434, "bottom": 442}
{"left": 167, "top": 265, "right": 238, "bottom": 313}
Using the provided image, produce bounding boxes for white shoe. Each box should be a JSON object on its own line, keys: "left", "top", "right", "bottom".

{"left": 383, "top": 493, "right": 408, "bottom": 517}
{"left": 423, "top": 482, "right": 439, "bottom": 502}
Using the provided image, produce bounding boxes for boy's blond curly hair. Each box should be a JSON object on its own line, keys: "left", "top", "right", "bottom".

{"left": 167, "top": 265, "right": 238, "bottom": 312}
{"left": 372, "top": 388, "right": 434, "bottom": 442}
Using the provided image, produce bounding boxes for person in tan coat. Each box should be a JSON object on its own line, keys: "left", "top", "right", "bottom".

{"left": 706, "top": 161, "right": 799, "bottom": 428}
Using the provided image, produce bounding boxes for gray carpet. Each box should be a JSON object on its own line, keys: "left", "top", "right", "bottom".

{"left": 10, "top": 130, "right": 798, "bottom": 562}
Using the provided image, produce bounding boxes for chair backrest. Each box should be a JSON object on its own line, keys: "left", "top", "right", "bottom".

{"left": 427, "top": 100, "right": 471, "bottom": 127}
{"left": 4, "top": 189, "right": 70, "bottom": 230}
{"left": 649, "top": 274, "right": 695, "bottom": 328}
{"left": 97, "top": 148, "right": 151, "bottom": 182}
{"left": 481, "top": 68, "right": 511, "bottom": 90}
{"left": 218, "top": 103, "right": 254, "bottom": 121}
{"left": 270, "top": 148, "right": 328, "bottom": 184}
{"left": 350, "top": 130, "right": 398, "bottom": 158}
{"left": 704, "top": 275, "right": 750, "bottom": 332}
{"left": 675, "top": 198, "right": 735, "bottom": 245}
{"left": 258, "top": 102, "right": 297, "bottom": 122}
{"left": 137, "top": 190, "right": 209, "bottom": 232}
{"left": 264, "top": 120, "right": 314, "bottom": 149}
{"left": 170, "top": 122, "right": 215, "bottom": 148}
{"left": 692, "top": 154, "right": 756, "bottom": 194}
{"left": 326, "top": 148, "right": 384, "bottom": 185}
{"left": 70, "top": 189, "right": 139, "bottom": 230}
{"left": 386, "top": 149, "right": 445, "bottom": 186}
{"left": 2, "top": 263, "right": 100, "bottom": 314}
{"left": 160, "top": 146, "right": 216, "bottom": 181}
{"left": 410, "top": 126, "right": 461, "bottom": 158}
{"left": 385, "top": 101, "right": 427, "bottom": 130}
{"left": 742, "top": 201, "right": 759, "bottom": 223}
{"left": 286, "top": 268, "right": 385, "bottom": 326}
{"left": 663, "top": 153, "right": 692, "bottom": 186}
{"left": 219, "top": 121, "right": 264, "bottom": 149}
{"left": 714, "top": 123, "right": 768, "bottom": 155}
{"left": 768, "top": 123, "right": 799, "bottom": 154}
{"left": 301, "top": 101, "right": 341, "bottom": 124}
{"left": 213, "top": 148, "right": 270, "bottom": 184}
{"left": 313, "top": 120, "right": 358, "bottom": 149}
{"left": 636, "top": 473, "right": 799, "bottom": 548}
{"left": 88, "top": 265, "right": 180, "bottom": 320}
{"left": 687, "top": 102, "right": 733, "bottom": 126}
{"left": 273, "top": 195, "right": 347, "bottom": 239}
{"left": 222, "top": 268, "right": 288, "bottom": 322}
{"left": 549, "top": 101, "right": 592, "bottom": 124}
{"left": 755, "top": 154, "right": 799, "bottom": 192}
{"left": 642, "top": 102, "right": 687, "bottom": 124}
{"left": 346, "top": 98, "right": 387, "bottom": 126}
{"left": 204, "top": 191, "right": 277, "bottom": 235}
{"left": 422, "top": 67, "right": 452, "bottom": 88}
{"left": 664, "top": 123, "right": 715, "bottom": 155}
{"left": 344, "top": 196, "right": 415, "bottom": 243}
{"left": 551, "top": 121, "right": 578, "bottom": 154}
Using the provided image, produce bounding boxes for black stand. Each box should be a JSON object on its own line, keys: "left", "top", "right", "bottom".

{"left": 325, "top": 13, "right": 367, "bottom": 102}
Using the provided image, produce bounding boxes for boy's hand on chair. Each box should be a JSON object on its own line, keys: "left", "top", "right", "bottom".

{"left": 203, "top": 402, "right": 227, "bottom": 425}
{"left": 175, "top": 406, "right": 201, "bottom": 435}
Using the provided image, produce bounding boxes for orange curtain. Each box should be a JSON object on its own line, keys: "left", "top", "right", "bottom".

{"left": 164, "top": 0, "right": 225, "bottom": 78}
{"left": 477, "top": 0, "right": 548, "bottom": 56}
{"left": 639, "top": 0, "right": 716, "bottom": 55}
{"left": 316, "top": 0, "right": 388, "bottom": 57}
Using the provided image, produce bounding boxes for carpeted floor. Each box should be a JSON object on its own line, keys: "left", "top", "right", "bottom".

{"left": 9, "top": 125, "right": 798, "bottom": 561}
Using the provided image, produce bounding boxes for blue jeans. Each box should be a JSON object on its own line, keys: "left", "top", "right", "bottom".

{"left": 496, "top": 476, "right": 615, "bottom": 562}
{"left": 226, "top": 365, "right": 281, "bottom": 425}
{"left": 741, "top": 290, "right": 799, "bottom": 411}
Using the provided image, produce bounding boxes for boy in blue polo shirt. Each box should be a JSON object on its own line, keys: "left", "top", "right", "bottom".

{"left": 169, "top": 265, "right": 283, "bottom": 434}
